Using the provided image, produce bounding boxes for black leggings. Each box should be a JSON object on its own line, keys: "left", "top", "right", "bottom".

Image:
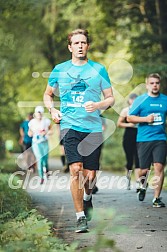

{"left": 123, "top": 128, "right": 139, "bottom": 170}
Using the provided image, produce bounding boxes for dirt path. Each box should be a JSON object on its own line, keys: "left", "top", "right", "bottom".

{"left": 25, "top": 157, "right": 167, "bottom": 252}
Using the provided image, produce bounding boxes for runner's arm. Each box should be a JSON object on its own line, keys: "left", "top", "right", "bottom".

{"left": 43, "top": 85, "right": 62, "bottom": 123}
{"left": 85, "top": 87, "right": 115, "bottom": 112}
{"left": 127, "top": 114, "right": 154, "bottom": 124}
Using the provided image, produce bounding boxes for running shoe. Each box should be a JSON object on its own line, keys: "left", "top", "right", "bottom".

{"left": 92, "top": 185, "right": 98, "bottom": 194}
{"left": 138, "top": 188, "right": 146, "bottom": 201}
{"left": 152, "top": 198, "right": 166, "bottom": 208}
{"left": 137, "top": 181, "right": 148, "bottom": 197}
{"left": 83, "top": 197, "right": 93, "bottom": 221}
{"left": 75, "top": 216, "right": 89, "bottom": 233}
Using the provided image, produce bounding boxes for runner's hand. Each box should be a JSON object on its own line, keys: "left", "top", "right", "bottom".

{"left": 50, "top": 108, "right": 62, "bottom": 124}
{"left": 84, "top": 101, "right": 98, "bottom": 112}
{"left": 146, "top": 114, "right": 154, "bottom": 123}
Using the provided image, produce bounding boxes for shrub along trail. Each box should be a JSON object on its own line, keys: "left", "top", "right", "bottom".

{"left": 26, "top": 158, "right": 167, "bottom": 252}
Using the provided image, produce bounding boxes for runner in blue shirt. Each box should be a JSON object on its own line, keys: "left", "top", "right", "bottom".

{"left": 43, "top": 29, "right": 115, "bottom": 232}
{"left": 19, "top": 112, "right": 36, "bottom": 171}
{"left": 128, "top": 73, "right": 167, "bottom": 207}
{"left": 19, "top": 113, "right": 33, "bottom": 151}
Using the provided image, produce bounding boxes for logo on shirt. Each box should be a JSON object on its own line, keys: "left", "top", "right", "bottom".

{"left": 66, "top": 73, "right": 91, "bottom": 107}
{"left": 150, "top": 104, "right": 162, "bottom": 107}
{"left": 67, "top": 73, "right": 90, "bottom": 92}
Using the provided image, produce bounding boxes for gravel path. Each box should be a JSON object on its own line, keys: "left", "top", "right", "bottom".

{"left": 25, "top": 158, "right": 167, "bottom": 252}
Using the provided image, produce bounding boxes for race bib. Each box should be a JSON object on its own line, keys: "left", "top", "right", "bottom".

{"left": 67, "top": 91, "right": 85, "bottom": 108}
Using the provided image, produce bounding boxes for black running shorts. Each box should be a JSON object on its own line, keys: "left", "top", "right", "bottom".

{"left": 61, "top": 129, "right": 103, "bottom": 170}
{"left": 137, "top": 140, "right": 167, "bottom": 169}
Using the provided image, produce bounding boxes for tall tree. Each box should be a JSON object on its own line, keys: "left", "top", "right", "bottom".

{"left": 97, "top": 0, "right": 167, "bottom": 93}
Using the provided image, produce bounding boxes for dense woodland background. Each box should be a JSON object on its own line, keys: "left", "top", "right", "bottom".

{"left": 1, "top": 0, "right": 167, "bottom": 170}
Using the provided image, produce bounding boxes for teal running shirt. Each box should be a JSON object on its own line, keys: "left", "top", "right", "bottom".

{"left": 129, "top": 93, "right": 167, "bottom": 142}
{"left": 48, "top": 59, "right": 111, "bottom": 132}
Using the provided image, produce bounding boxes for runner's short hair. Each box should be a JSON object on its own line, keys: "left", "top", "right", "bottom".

{"left": 67, "top": 29, "right": 90, "bottom": 45}
{"left": 146, "top": 73, "right": 161, "bottom": 82}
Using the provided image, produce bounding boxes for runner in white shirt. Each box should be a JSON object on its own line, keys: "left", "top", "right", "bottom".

{"left": 28, "top": 106, "right": 52, "bottom": 184}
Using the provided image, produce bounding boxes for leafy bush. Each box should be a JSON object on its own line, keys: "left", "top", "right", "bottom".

{"left": 0, "top": 156, "right": 18, "bottom": 173}
{"left": 0, "top": 173, "right": 77, "bottom": 252}
{"left": 0, "top": 173, "right": 31, "bottom": 221}
{"left": 0, "top": 210, "right": 76, "bottom": 252}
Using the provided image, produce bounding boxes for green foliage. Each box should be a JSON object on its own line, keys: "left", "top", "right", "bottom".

{"left": 0, "top": 0, "right": 48, "bottom": 155}
{"left": 100, "top": 110, "right": 125, "bottom": 171}
{"left": 0, "top": 209, "right": 76, "bottom": 252}
{"left": 0, "top": 156, "right": 18, "bottom": 173}
{"left": 0, "top": 173, "right": 31, "bottom": 220}
{"left": 97, "top": 0, "right": 167, "bottom": 93}
{"left": 102, "top": 133, "right": 125, "bottom": 171}
{"left": 0, "top": 170, "right": 76, "bottom": 252}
